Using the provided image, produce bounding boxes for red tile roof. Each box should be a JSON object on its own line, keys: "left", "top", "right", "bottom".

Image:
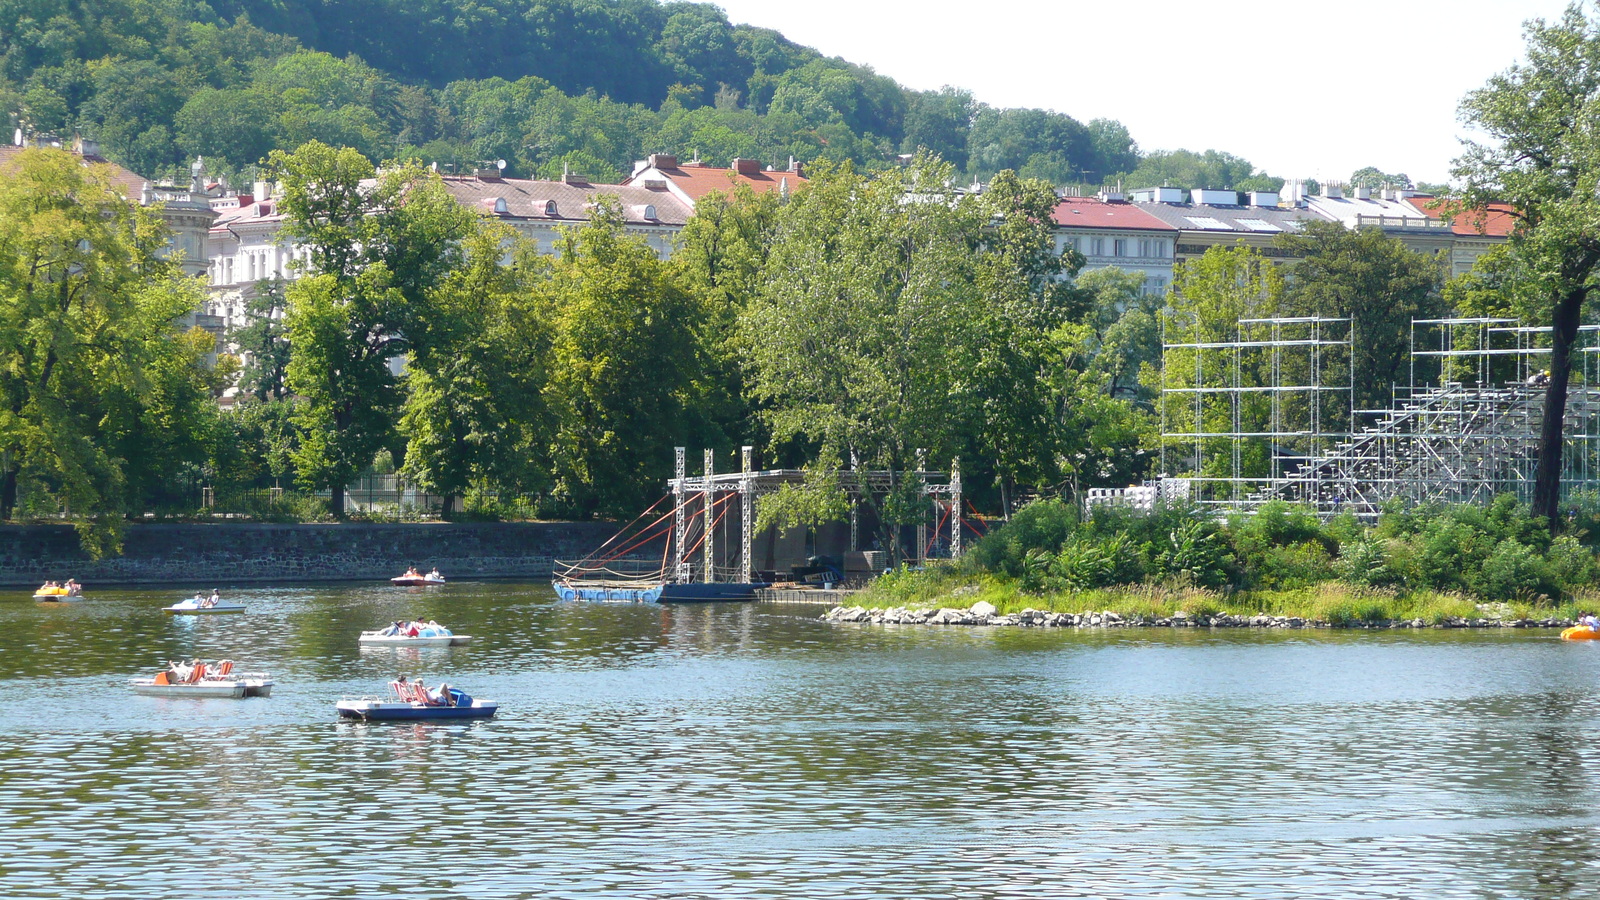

{"left": 624, "top": 160, "right": 806, "bottom": 203}
{"left": 1051, "top": 196, "right": 1178, "bottom": 231}
{"left": 1404, "top": 196, "right": 1517, "bottom": 237}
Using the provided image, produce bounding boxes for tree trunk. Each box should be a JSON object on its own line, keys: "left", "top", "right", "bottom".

{"left": 1532, "top": 288, "right": 1586, "bottom": 528}
{"left": 330, "top": 484, "right": 346, "bottom": 519}
{"left": 0, "top": 464, "right": 15, "bottom": 521}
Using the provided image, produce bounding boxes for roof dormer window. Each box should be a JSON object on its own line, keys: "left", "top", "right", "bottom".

{"left": 544, "top": 200, "right": 558, "bottom": 217}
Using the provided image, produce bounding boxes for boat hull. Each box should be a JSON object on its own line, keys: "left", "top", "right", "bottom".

{"left": 358, "top": 632, "right": 472, "bottom": 647}
{"left": 34, "top": 594, "right": 84, "bottom": 602}
{"left": 335, "top": 699, "right": 497, "bottom": 721}
{"left": 163, "top": 602, "right": 246, "bottom": 614}
{"left": 1562, "top": 626, "right": 1600, "bottom": 641}
{"left": 391, "top": 576, "right": 446, "bottom": 586}
{"left": 551, "top": 581, "right": 769, "bottom": 603}
{"left": 131, "top": 679, "right": 273, "bottom": 698}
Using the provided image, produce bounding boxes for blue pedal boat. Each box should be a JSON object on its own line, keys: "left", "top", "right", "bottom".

{"left": 336, "top": 681, "right": 497, "bottom": 721}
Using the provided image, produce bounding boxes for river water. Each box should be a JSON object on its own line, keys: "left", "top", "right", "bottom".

{"left": 3, "top": 582, "right": 1600, "bottom": 899}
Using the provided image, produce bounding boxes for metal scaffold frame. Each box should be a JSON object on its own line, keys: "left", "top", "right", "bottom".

{"left": 668, "top": 448, "right": 964, "bottom": 583}
{"left": 1159, "top": 315, "right": 1353, "bottom": 512}
{"left": 1154, "top": 315, "right": 1600, "bottom": 521}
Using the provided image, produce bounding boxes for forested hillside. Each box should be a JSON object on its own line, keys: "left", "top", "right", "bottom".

{"left": 0, "top": 0, "right": 1281, "bottom": 188}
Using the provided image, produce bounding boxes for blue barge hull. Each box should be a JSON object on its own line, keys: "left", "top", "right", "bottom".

{"left": 553, "top": 581, "right": 770, "bottom": 603}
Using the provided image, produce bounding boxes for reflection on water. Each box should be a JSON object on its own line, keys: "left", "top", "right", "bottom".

{"left": 3, "top": 582, "right": 1600, "bottom": 897}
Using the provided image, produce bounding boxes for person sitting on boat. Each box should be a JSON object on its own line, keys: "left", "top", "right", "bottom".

{"left": 65, "top": 578, "right": 80, "bottom": 596}
{"left": 200, "top": 590, "right": 219, "bottom": 609}
{"left": 429, "top": 683, "right": 453, "bottom": 706}
{"left": 1582, "top": 614, "right": 1599, "bottom": 631}
{"left": 428, "top": 568, "right": 442, "bottom": 579}
{"left": 379, "top": 620, "right": 403, "bottom": 636}
{"left": 405, "top": 566, "right": 420, "bottom": 578}
{"left": 405, "top": 620, "right": 422, "bottom": 637}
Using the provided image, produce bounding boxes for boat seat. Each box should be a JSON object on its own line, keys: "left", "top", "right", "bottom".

{"left": 216, "top": 660, "right": 234, "bottom": 677}
{"left": 189, "top": 663, "right": 207, "bottom": 683}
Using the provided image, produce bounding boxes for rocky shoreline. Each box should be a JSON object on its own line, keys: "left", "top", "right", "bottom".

{"left": 822, "top": 601, "right": 1576, "bottom": 630}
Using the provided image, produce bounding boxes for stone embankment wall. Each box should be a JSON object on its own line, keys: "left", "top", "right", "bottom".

{"left": 0, "top": 522, "right": 653, "bottom": 586}
{"left": 824, "top": 603, "right": 1575, "bottom": 630}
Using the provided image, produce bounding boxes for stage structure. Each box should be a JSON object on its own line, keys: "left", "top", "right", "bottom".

{"left": 1146, "top": 316, "right": 1600, "bottom": 520}
{"left": 554, "top": 448, "right": 964, "bottom": 600}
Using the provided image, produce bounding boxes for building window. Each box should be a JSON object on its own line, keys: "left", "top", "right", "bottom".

{"left": 1090, "top": 237, "right": 1104, "bottom": 256}
{"left": 1113, "top": 239, "right": 1127, "bottom": 257}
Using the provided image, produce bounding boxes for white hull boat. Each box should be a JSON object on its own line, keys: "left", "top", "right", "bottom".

{"left": 34, "top": 593, "right": 85, "bottom": 602}
{"left": 131, "top": 661, "right": 272, "bottom": 698}
{"left": 131, "top": 677, "right": 274, "bottom": 698}
{"left": 163, "top": 598, "right": 246, "bottom": 614}
{"left": 391, "top": 575, "right": 446, "bottom": 586}
{"left": 358, "top": 631, "right": 472, "bottom": 647}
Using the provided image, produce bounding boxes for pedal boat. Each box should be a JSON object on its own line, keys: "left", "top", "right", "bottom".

{"left": 336, "top": 681, "right": 496, "bottom": 721}
{"left": 34, "top": 591, "right": 85, "bottom": 602}
{"left": 164, "top": 597, "right": 246, "bottom": 614}
{"left": 131, "top": 662, "right": 273, "bottom": 698}
{"left": 391, "top": 573, "right": 446, "bottom": 586}
{"left": 1562, "top": 625, "right": 1600, "bottom": 640}
{"left": 358, "top": 629, "right": 472, "bottom": 647}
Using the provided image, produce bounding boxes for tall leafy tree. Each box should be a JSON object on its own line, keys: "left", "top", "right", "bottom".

{"left": 399, "top": 223, "right": 553, "bottom": 514}
{"left": 741, "top": 157, "right": 1076, "bottom": 546}
{"left": 270, "top": 141, "right": 477, "bottom": 514}
{"left": 1454, "top": 3, "right": 1600, "bottom": 524}
{"left": 1276, "top": 220, "right": 1444, "bottom": 417}
{"left": 540, "top": 199, "right": 712, "bottom": 518}
{"left": 0, "top": 147, "right": 210, "bottom": 554}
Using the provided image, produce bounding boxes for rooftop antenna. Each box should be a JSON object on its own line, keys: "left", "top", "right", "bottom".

{"left": 496, "top": 159, "right": 506, "bottom": 174}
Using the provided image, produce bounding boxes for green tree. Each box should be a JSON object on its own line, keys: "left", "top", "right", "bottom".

{"left": 270, "top": 141, "right": 477, "bottom": 514}
{"left": 1454, "top": 3, "right": 1600, "bottom": 524}
{"left": 540, "top": 199, "right": 712, "bottom": 518}
{"left": 398, "top": 223, "right": 553, "bottom": 513}
{"left": 0, "top": 147, "right": 210, "bottom": 554}
{"left": 742, "top": 158, "right": 1074, "bottom": 546}
{"left": 671, "top": 183, "right": 783, "bottom": 447}
{"left": 1276, "top": 220, "right": 1444, "bottom": 415}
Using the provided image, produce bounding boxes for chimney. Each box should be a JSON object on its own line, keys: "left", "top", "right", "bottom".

{"left": 562, "top": 171, "right": 589, "bottom": 185}
{"left": 648, "top": 153, "right": 678, "bottom": 169}
{"left": 732, "top": 158, "right": 761, "bottom": 176}
{"left": 1353, "top": 185, "right": 1372, "bottom": 200}
{"left": 254, "top": 181, "right": 272, "bottom": 201}
{"left": 1325, "top": 183, "right": 1344, "bottom": 199}
{"left": 1248, "top": 191, "right": 1279, "bottom": 208}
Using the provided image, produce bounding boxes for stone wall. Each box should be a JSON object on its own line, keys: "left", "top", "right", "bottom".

{"left": 0, "top": 522, "right": 654, "bottom": 586}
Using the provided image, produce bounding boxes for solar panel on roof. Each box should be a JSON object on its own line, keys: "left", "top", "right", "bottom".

{"left": 1236, "top": 218, "right": 1280, "bottom": 232}
{"left": 1184, "top": 216, "right": 1228, "bottom": 229}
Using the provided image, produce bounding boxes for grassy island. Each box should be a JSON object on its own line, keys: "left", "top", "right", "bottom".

{"left": 853, "top": 497, "right": 1600, "bottom": 626}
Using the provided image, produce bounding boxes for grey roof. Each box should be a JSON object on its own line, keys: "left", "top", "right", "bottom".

{"left": 437, "top": 175, "right": 691, "bottom": 227}
{"left": 1131, "top": 200, "right": 1325, "bottom": 235}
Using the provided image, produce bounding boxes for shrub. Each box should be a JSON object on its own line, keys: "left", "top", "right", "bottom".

{"left": 1156, "top": 519, "right": 1233, "bottom": 589}
{"left": 966, "top": 498, "right": 1078, "bottom": 578}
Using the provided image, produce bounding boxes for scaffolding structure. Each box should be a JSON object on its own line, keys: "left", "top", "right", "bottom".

{"left": 1154, "top": 315, "right": 1600, "bottom": 520}
{"left": 670, "top": 449, "right": 964, "bottom": 582}
{"left": 1159, "top": 315, "right": 1353, "bottom": 510}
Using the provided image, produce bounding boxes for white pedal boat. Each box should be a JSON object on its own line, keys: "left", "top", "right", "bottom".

{"left": 164, "top": 597, "right": 246, "bottom": 614}
{"left": 358, "top": 630, "right": 472, "bottom": 647}
{"left": 131, "top": 661, "right": 273, "bottom": 698}
{"left": 391, "top": 573, "right": 446, "bottom": 586}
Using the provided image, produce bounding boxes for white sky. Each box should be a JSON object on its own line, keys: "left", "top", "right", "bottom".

{"left": 712, "top": 0, "right": 1574, "bottom": 186}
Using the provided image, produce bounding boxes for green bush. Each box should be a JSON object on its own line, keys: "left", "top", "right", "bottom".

{"left": 966, "top": 498, "right": 1079, "bottom": 578}
{"left": 1156, "top": 519, "right": 1233, "bottom": 588}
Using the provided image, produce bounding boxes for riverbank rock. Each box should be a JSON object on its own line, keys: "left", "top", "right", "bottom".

{"left": 820, "top": 603, "right": 1579, "bottom": 632}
